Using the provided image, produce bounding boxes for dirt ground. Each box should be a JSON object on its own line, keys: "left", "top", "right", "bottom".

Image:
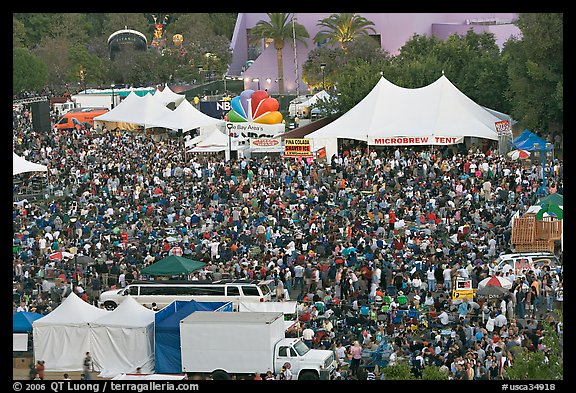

{"left": 13, "top": 367, "right": 108, "bottom": 380}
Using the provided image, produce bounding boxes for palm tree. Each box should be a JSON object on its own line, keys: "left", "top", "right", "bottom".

{"left": 314, "top": 13, "right": 377, "bottom": 54}
{"left": 249, "top": 13, "right": 309, "bottom": 95}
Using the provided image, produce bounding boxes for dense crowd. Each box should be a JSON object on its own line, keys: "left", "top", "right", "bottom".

{"left": 13, "top": 102, "right": 563, "bottom": 380}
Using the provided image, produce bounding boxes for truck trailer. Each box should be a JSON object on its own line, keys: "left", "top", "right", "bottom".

{"left": 179, "top": 311, "right": 336, "bottom": 380}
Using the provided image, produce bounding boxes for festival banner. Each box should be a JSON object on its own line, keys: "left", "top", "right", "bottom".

{"left": 369, "top": 136, "right": 464, "bottom": 146}
{"left": 250, "top": 137, "right": 282, "bottom": 149}
{"left": 284, "top": 138, "right": 313, "bottom": 157}
{"left": 495, "top": 120, "right": 512, "bottom": 136}
{"left": 451, "top": 279, "right": 474, "bottom": 301}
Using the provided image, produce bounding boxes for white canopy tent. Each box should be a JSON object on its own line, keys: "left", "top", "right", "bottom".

{"left": 289, "top": 90, "right": 332, "bottom": 117}
{"left": 32, "top": 293, "right": 108, "bottom": 371}
{"left": 307, "top": 74, "right": 502, "bottom": 159}
{"left": 90, "top": 296, "right": 156, "bottom": 377}
{"left": 188, "top": 128, "right": 247, "bottom": 154}
{"left": 146, "top": 98, "right": 225, "bottom": 132}
{"left": 13, "top": 152, "right": 48, "bottom": 176}
{"left": 152, "top": 84, "right": 186, "bottom": 107}
{"left": 93, "top": 92, "right": 173, "bottom": 129}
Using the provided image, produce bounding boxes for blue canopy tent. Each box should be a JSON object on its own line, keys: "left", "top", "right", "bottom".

{"left": 513, "top": 130, "right": 553, "bottom": 151}
{"left": 13, "top": 311, "right": 44, "bottom": 333}
{"left": 154, "top": 300, "right": 232, "bottom": 373}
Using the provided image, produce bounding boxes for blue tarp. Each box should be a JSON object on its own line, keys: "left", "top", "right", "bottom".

{"left": 154, "top": 301, "right": 232, "bottom": 374}
{"left": 513, "top": 130, "right": 553, "bottom": 151}
{"left": 13, "top": 311, "right": 44, "bottom": 333}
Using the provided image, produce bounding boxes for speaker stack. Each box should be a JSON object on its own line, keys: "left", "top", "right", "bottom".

{"left": 31, "top": 101, "right": 51, "bottom": 133}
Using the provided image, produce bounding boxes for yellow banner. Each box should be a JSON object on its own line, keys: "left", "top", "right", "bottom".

{"left": 283, "top": 138, "right": 312, "bottom": 157}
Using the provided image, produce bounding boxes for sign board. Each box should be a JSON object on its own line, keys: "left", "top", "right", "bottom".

{"left": 495, "top": 120, "right": 512, "bottom": 136}
{"left": 13, "top": 333, "right": 28, "bottom": 351}
{"left": 452, "top": 279, "right": 474, "bottom": 301}
{"left": 250, "top": 137, "right": 282, "bottom": 149}
{"left": 200, "top": 101, "right": 230, "bottom": 119}
{"left": 284, "top": 138, "right": 312, "bottom": 157}
{"left": 226, "top": 122, "right": 284, "bottom": 139}
{"left": 369, "top": 136, "right": 464, "bottom": 146}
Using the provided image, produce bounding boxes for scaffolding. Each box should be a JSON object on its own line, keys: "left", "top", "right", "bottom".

{"left": 511, "top": 213, "right": 562, "bottom": 253}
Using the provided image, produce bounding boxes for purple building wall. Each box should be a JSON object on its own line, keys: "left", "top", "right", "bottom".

{"left": 228, "top": 13, "right": 521, "bottom": 95}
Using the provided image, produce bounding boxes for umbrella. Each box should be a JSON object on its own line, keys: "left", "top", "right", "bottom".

{"left": 477, "top": 285, "right": 509, "bottom": 300}
{"left": 535, "top": 203, "right": 563, "bottom": 220}
{"left": 507, "top": 149, "right": 531, "bottom": 160}
{"left": 478, "top": 275, "right": 513, "bottom": 290}
{"left": 48, "top": 251, "right": 75, "bottom": 261}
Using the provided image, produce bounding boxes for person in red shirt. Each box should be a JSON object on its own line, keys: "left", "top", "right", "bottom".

{"left": 388, "top": 210, "right": 396, "bottom": 232}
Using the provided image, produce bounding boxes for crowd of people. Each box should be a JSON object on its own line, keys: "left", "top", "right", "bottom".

{"left": 13, "top": 101, "right": 563, "bottom": 380}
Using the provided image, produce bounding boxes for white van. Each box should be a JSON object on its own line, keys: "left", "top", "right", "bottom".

{"left": 98, "top": 279, "right": 272, "bottom": 311}
{"left": 493, "top": 252, "right": 561, "bottom": 275}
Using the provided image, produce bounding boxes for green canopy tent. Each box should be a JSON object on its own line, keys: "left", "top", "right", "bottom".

{"left": 538, "top": 193, "right": 563, "bottom": 206}
{"left": 141, "top": 255, "right": 206, "bottom": 276}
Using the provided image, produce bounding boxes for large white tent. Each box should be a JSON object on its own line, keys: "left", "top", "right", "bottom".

{"left": 152, "top": 84, "right": 186, "bottom": 107}
{"left": 93, "top": 92, "right": 173, "bottom": 129}
{"left": 90, "top": 296, "right": 156, "bottom": 377}
{"left": 307, "top": 74, "right": 502, "bottom": 158}
{"left": 146, "top": 97, "right": 225, "bottom": 132}
{"left": 32, "top": 293, "right": 108, "bottom": 371}
{"left": 13, "top": 152, "right": 48, "bottom": 176}
{"left": 188, "top": 128, "right": 246, "bottom": 154}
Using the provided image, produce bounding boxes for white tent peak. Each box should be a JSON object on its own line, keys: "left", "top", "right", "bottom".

{"left": 307, "top": 73, "right": 502, "bottom": 142}
{"left": 153, "top": 85, "right": 186, "bottom": 107}
{"left": 91, "top": 296, "right": 155, "bottom": 327}
{"left": 146, "top": 98, "right": 225, "bottom": 131}
{"left": 13, "top": 152, "right": 48, "bottom": 176}
{"left": 33, "top": 292, "right": 107, "bottom": 326}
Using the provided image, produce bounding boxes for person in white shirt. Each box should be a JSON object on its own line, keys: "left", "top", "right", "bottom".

{"left": 438, "top": 309, "right": 450, "bottom": 326}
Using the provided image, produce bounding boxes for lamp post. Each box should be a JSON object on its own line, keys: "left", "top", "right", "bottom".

{"left": 110, "top": 84, "right": 115, "bottom": 109}
{"left": 252, "top": 78, "right": 260, "bottom": 91}
{"left": 226, "top": 122, "right": 234, "bottom": 162}
{"left": 533, "top": 142, "right": 553, "bottom": 195}
{"left": 292, "top": 14, "right": 299, "bottom": 96}
{"left": 320, "top": 63, "right": 326, "bottom": 91}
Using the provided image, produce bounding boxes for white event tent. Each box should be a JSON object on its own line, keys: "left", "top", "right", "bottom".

{"left": 13, "top": 152, "right": 48, "bottom": 176}
{"left": 32, "top": 293, "right": 108, "bottom": 371}
{"left": 188, "top": 128, "right": 247, "bottom": 154}
{"left": 152, "top": 84, "right": 186, "bottom": 107}
{"left": 146, "top": 97, "right": 225, "bottom": 132}
{"left": 90, "top": 296, "right": 156, "bottom": 377}
{"left": 93, "top": 92, "right": 173, "bottom": 129}
{"left": 307, "top": 74, "right": 502, "bottom": 159}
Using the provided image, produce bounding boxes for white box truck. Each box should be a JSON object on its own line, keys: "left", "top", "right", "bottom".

{"left": 179, "top": 311, "right": 336, "bottom": 380}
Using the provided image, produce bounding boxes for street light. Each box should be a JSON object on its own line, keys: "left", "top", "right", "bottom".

{"left": 197, "top": 66, "right": 204, "bottom": 84}
{"left": 252, "top": 78, "right": 260, "bottom": 90}
{"left": 110, "top": 84, "right": 115, "bottom": 109}
{"left": 533, "top": 142, "right": 554, "bottom": 195}
{"left": 320, "top": 63, "right": 326, "bottom": 91}
{"left": 226, "top": 122, "right": 234, "bottom": 162}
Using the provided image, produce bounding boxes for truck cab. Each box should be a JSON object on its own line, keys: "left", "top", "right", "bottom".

{"left": 274, "top": 337, "right": 336, "bottom": 380}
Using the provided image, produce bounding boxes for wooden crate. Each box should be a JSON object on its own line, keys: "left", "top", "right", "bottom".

{"left": 535, "top": 217, "right": 562, "bottom": 241}
{"left": 511, "top": 214, "right": 536, "bottom": 244}
{"left": 514, "top": 240, "right": 555, "bottom": 253}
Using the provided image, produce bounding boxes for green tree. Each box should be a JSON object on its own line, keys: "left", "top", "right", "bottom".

{"left": 249, "top": 13, "right": 309, "bottom": 95}
{"left": 502, "top": 13, "right": 563, "bottom": 135}
{"left": 314, "top": 13, "right": 376, "bottom": 54}
{"left": 302, "top": 35, "right": 387, "bottom": 91}
{"left": 504, "top": 316, "right": 563, "bottom": 380}
{"left": 422, "top": 365, "right": 449, "bottom": 380}
{"left": 13, "top": 17, "right": 26, "bottom": 48}
{"left": 382, "top": 361, "right": 416, "bottom": 380}
{"left": 13, "top": 48, "right": 48, "bottom": 95}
